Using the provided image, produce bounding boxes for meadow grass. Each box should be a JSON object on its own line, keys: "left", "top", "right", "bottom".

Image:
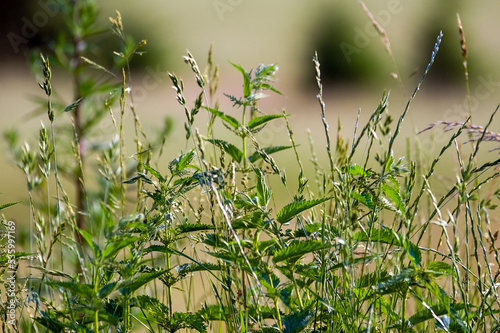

{"left": 1, "top": 1, "right": 500, "bottom": 332}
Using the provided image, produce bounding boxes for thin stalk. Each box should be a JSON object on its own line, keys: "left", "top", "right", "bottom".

{"left": 71, "top": 27, "right": 86, "bottom": 249}
{"left": 313, "top": 52, "right": 334, "bottom": 178}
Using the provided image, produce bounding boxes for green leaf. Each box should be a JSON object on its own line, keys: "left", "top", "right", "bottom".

{"left": 138, "top": 160, "right": 165, "bottom": 182}
{"left": 354, "top": 228, "right": 402, "bottom": 246}
{"left": 426, "top": 261, "right": 453, "bottom": 277}
{"left": 355, "top": 270, "right": 390, "bottom": 288}
{"left": 407, "top": 304, "right": 448, "bottom": 327}
{"left": 136, "top": 294, "right": 170, "bottom": 326}
{"left": 177, "top": 149, "right": 196, "bottom": 171}
{"left": 231, "top": 62, "right": 251, "bottom": 99}
{"left": 248, "top": 145, "right": 292, "bottom": 163}
{"left": 97, "top": 310, "right": 120, "bottom": 326}
{"left": 123, "top": 172, "right": 154, "bottom": 185}
{"left": 247, "top": 114, "right": 287, "bottom": 129}
{"left": 102, "top": 236, "right": 141, "bottom": 261}
{"left": 293, "top": 222, "right": 322, "bottom": 238}
{"left": 351, "top": 191, "right": 375, "bottom": 210}
{"left": 76, "top": 227, "right": 101, "bottom": 258}
{"left": 405, "top": 238, "right": 422, "bottom": 267}
{"left": 35, "top": 312, "right": 65, "bottom": 332}
{"left": 385, "top": 155, "right": 394, "bottom": 173}
{"left": 205, "top": 139, "right": 243, "bottom": 163}
{"left": 63, "top": 98, "right": 83, "bottom": 112}
{"left": 374, "top": 267, "right": 419, "bottom": 296}
{"left": 175, "top": 223, "right": 216, "bottom": 235}
{"left": 143, "top": 244, "right": 171, "bottom": 255}
{"left": 282, "top": 310, "right": 314, "bottom": 333}
{"left": 48, "top": 280, "right": 95, "bottom": 299}
{"left": 100, "top": 270, "right": 168, "bottom": 298}
{"left": 255, "top": 168, "right": 272, "bottom": 207}
{"left": 272, "top": 240, "right": 331, "bottom": 264}
{"left": 382, "top": 183, "right": 406, "bottom": 215}
{"left": 348, "top": 164, "right": 368, "bottom": 177}
{"left": 175, "top": 262, "right": 221, "bottom": 276}
{"left": 0, "top": 201, "right": 21, "bottom": 211}
{"left": 98, "top": 281, "right": 118, "bottom": 299}
{"left": 277, "top": 197, "right": 332, "bottom": 224}
{"left": 203, "top": 107, "right": 241, "bottom": 129}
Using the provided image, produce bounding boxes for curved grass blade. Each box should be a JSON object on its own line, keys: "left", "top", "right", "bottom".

{"left": 0, "top": 201, "right": 21, "bottom": 211}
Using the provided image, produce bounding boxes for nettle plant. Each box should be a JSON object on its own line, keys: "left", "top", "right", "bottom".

{"left": 2, "top": 1, "right": 500, "bottom": 333}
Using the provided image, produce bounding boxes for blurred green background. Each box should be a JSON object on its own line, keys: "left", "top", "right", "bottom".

{"left": 2, "top": 0, "right": 500, "bottom": 222}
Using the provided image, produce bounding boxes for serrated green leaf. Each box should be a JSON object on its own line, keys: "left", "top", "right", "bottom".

{"left": 136, "top": 295, "right": 169, "bottom": 326}
{"left": 203, "top": 107, "right": 241, "bottom": 129}
{"left": 35, "top": 312, "right": 65, "bottom": 332}
{"left": 407, "top": 304, "right": 448, "bottom": 327}
{"left": 382, "top": 183, "right": 406, "bottom": 215}
{"left": 231, "top": 62, "right": 251, "bottom": 99}
{"left": 293, "top": 222, "right": 323, "bottom": 238}
{"left": 351, "top": 191, "right": 375, "bottom": 210}
{"left": 426, "top": 261, "right": 452, "bottom": 276}
{"left": 348, "top": 164, "right": 367, "bottom": 177}
{"left": 206, "top": 139, "right": 243, "bottom": 163}
{"left": 63, "top": 98, "right": 83, "bottom": 112}
{"left": 277, "top": 197, "right": 332, "bottom": 224}
{"left": 143, "top": 245, "right": 171, "bottom": 255}
{"left": 175, "top": 262, "right": 221, "bottom": 276}
{"left": 374, "top": 267, "right": 418, "bottom": 296}
{"left": 138, "top": 160, "right": 165, "bottom": 182}
{"left": 247, "top": 114, "right": 287, "bottom": 129}
{"left": 282, "top": 310, "right": 314, "bottom": 333}
{"left": 177, "top": 149, "right": 196, "bottom": 171}
{"left": 98, "top": 281, "right": 118, "bottom": 299}
{"left": 102, "top": 236, "right": 141, "bottom": 261}
{"left": 48, "top": 280, "right": 95, "bottom": 299}
{"left": 272, "top": 240, "right": 331, "bottom": 264}
{"left": 97, "top": 310, "right": 120, "bottom": 326}
{"left": 0, "top": 201, "right": 21, "bottom": 211}
{"left": 248, "top": 145, "right": 292, "bottom": 163}
{"left": 355, "top": 270, "right": 390, "bottom": 288}
{"left": 118, "top": 269, "right": 168, "bottom": 295}
{"left": 405, "top": 238, "right": 422, "bottom": 267}
{"left": 175, "top": 223, "right": 216, "bottom": 235}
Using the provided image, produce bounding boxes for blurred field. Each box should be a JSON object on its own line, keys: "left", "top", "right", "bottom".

{"left": 2, "top": 0, "right": 500, "bottom": 223}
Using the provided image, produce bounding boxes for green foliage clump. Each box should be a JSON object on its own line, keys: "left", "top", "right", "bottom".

{"left": 2, "top": 1, "right": 500, "bottom": 333}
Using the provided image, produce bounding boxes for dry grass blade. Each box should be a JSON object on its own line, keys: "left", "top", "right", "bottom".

{"left": 457, "top": 13, "right": 468, "bottom": 61}
{"left": 418, "top": 120, "right": 500, "bottom": 146}
{"left": 359, "top": 2, "right": 392, "bottom": 57}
